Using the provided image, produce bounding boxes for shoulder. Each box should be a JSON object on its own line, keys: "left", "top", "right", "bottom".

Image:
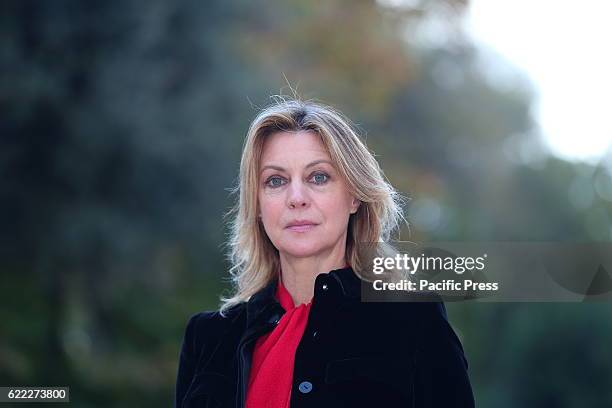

{"left": 394, "top": 293, "right": 468, "bottom": 368}
{"left": 180, "top": 303, "right": 246, "bottom": 352}
{"left": 400, "top": 291, "right": 449, "bottom": 326}
{"left": 363, "top": 291, "right": 460, "bottom": 348}
{"left": 394, "top": 292, "right": 456, "bottom": 341}
{"left": 362, "top": 290, "right": 448, "bottom": 323}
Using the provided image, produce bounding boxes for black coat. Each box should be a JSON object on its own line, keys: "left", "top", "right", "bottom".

{"left": 174, "top": 266, "right": 475, "bottom": 408}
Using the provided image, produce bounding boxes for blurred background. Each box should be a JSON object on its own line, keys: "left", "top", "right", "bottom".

{"left": 2, "top": 0, "right": 611, "bottom": 406}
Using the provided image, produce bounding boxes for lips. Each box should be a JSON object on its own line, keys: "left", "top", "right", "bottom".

{"left": 286, "top": 220, "right": 318, "bottom": 232}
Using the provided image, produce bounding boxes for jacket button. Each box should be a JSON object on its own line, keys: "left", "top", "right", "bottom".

{"left": 321, "top": 283, "right": 328, "bottom": 291}
{"left": 298, "top": 381, "right": 313, "bottom": 394}
{"left": 312, "top": 330, "right": 318, "bottom": 340}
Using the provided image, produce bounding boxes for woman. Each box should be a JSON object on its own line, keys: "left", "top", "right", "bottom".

{"left": 174, "top": 98, "right": 475, "bottom": 408}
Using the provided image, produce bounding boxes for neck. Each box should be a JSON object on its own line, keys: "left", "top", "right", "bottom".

{"left": 279, "top": 242, "right": 347, "bottom": 306}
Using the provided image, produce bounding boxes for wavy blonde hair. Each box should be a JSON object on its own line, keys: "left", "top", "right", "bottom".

{"left": 219, "top": 97, "right": 407, "bottom": 316}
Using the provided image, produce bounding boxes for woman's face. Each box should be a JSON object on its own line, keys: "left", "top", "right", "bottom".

{"left": 258, "top": 131, "right": 360, "bottom": 259}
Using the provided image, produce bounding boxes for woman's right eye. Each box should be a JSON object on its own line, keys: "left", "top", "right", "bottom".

{"left": 266, "top": 176, "right": 286, "bottom": 188}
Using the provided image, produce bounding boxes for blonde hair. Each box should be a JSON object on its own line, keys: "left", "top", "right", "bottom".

{"left": 219, "top": 96, "right": 407, "bottom": 316}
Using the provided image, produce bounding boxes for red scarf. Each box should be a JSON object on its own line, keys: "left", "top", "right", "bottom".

{"left": 245, "top": 269, "right": 312, "bottom": 408}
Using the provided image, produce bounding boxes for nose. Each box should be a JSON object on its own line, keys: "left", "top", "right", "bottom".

{"left": 287, "top": 180, "right": 310, "bottom": 209}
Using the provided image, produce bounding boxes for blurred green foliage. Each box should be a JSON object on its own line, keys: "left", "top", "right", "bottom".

{"left": 1, "top": 0, "right": 611, "bottom": 406}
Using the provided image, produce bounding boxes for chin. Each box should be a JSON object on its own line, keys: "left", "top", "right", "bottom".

{"left": 278, "top": 241, "right": 326, "bottom": 259}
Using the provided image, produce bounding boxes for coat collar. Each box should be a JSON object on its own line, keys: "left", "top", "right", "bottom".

{"left": 245, "top": 265, "right": 362, "bottom": 329}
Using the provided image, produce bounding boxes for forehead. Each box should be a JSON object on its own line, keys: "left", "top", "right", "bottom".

{"left": 260, "top": 131, "right": 330, "bottom": 164}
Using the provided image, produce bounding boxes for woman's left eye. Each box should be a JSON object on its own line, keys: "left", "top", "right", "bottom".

{"left": 310, "top": 173, "right": 329, "bottom": 185}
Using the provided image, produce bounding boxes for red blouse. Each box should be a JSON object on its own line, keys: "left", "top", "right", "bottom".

{"left": 245, "top": 270, "right": 312, "bottom": 408}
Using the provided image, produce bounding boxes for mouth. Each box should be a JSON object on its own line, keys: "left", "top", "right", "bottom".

{"left": 286, "top": 223, "right": 318, "bottom": 232}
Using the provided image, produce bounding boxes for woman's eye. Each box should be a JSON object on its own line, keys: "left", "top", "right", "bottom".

{"left": 311, "top": 173, "right": 329, "bottom": 185}
{"left": 266, "top": 176, "right": 286, "bottom": 188}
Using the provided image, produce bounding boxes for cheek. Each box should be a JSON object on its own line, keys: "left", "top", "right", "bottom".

{"left": 318, "top": 195, "right": 352, "bottom": 223}
{"left": 259, "top": 193, "right": 283, "bottom": 224}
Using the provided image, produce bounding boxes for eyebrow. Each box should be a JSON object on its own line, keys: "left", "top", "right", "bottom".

{"left": 260, "top": 159, "right": 334, "bottom": 173}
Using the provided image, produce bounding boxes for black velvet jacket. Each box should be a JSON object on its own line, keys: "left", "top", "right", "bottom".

{"left": 174, "top": 266, "right": 475, "bottom": 407}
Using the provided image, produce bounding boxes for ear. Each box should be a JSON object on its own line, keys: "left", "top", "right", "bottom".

{"left": 350, "top": 198, "right": 361, "bottom": 214}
